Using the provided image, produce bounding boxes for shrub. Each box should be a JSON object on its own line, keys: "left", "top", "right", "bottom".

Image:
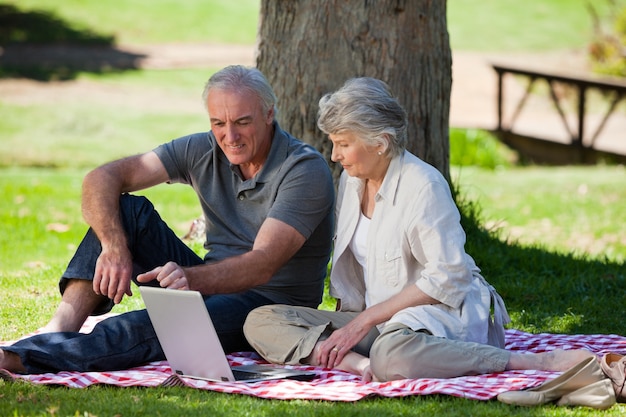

{"left": 587, "top": 1, "right": 626, "bottom": 77}
{"left": 449, "top": 128, "right": 517, "bottom": 169}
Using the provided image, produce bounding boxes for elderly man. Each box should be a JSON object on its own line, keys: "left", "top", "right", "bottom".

{"left": 0, "top": 65, "right": 334, "bottom": 374}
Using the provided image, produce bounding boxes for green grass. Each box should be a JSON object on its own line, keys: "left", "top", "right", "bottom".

{"left": 0, "top": 168, "right": 203, "bottom": 336}
{"left": 2, "top": 1, "right": 626, "bottom": 416}
{"left": 447, "top": 0, "right": 610, "bottom": 52}
{"left": 2, "top": 0, "right": 260, "bottom": 45}
{"left": 455, "top": 185, "right": 625, "bottom": 336}
{"left": 4, "top": 384, "right": 595, "bottom": 417}
{"left": 0, "top": 68, "right": 214, "bottom": 167}
{"left": 2, "top": 0, "right": 610, "bottom": 51}
{"left": 453, "top": 164, "right": 626, "bottom": 264}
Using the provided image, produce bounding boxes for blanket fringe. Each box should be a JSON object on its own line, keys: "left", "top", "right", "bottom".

{"left": 160, "top": 374, "right": 187, "bottom": 388}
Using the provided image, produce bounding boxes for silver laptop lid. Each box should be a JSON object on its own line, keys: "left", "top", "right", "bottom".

{"left": 139, "top": 286, "right": 236, "bottom": 382}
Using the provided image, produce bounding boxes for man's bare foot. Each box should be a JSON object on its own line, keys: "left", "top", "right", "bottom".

{"left": 40, "top": 279, "right": 106, "bottom": 333}
{"left": 0, "top": 349, "right": 27, "bottom": 374}
{"left": 507, "top": 349, "right": 595, "bottom": 372}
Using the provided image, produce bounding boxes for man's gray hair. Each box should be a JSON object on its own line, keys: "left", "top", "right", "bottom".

{"left": 317, "top": 77, "right": 407, "bottom": 157}
{"left": 202, "top": 65, "right": 277, "bottom": 118}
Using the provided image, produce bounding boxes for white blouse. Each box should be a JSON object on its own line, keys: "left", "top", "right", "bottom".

{"left": 329, "top": 151, "right": 510, "bottom": 347}
{"left": 349, "top": 212, "right": 370, "bottom": 282}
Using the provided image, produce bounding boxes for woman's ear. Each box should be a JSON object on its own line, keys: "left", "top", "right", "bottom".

{"left": 266, "top": 107, "right": 275, "bottom": 124}
{"left": 379, "top": 135, "right": 390, "bottom": 155}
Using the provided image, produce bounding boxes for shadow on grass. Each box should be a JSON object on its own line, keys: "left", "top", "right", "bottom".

{"left": 458, "top": 194, "right": 625, "bottom": 336}
{"left": 0, "top": 4, "right": 145, "bottom": 80}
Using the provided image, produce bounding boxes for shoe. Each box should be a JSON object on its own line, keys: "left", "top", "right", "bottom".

{"left": 497, "top": 356, "right": 606, "bottom": 407}
{"left": 601, "top": 353, "right": 626, "bottom": 402}
{"left": 556, "top": 378, "right": 616, "bottom": 409}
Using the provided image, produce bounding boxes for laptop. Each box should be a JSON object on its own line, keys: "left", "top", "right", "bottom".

{"left": 139, "top": 286, "right": 316, "bottom": 383}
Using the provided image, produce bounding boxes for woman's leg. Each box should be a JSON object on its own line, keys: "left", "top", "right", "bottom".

{"left": 244, "top": 305, "right": 378, "bottom": 365}
{"left": 370, "top": 323, "right": 595, "bottom": 381}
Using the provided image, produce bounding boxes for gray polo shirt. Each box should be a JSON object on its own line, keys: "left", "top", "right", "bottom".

{"left": 153, "top": 122, "right": 334, "bottom": 308}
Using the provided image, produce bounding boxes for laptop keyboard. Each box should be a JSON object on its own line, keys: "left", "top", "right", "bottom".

{"left": 232, "top": 369, "right": 272, "bottom": 381}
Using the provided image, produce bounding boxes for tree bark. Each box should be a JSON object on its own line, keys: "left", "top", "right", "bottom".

{"left": 257, "top": 0, "right": 452, "bottom": 181}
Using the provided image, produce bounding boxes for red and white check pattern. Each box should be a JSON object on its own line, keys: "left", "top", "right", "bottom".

{"left": 3, "top": 316, "right": 626, "bottom": 401}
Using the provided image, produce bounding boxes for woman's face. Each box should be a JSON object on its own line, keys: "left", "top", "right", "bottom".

{"left": 329, "top": 131, "right": 382, "bottom": 180}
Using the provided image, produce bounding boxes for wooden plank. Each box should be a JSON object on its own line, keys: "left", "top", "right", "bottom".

{"left": 492, "top": 63, "right": 626, "bottom": 93}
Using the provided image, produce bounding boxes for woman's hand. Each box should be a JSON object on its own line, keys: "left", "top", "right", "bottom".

{"left": 317, "top": 314, "right": 373, "bottom": 368}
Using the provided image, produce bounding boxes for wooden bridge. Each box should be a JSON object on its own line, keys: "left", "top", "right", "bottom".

{"left": 491, "top": 63, "right": 626, "bottom": 164}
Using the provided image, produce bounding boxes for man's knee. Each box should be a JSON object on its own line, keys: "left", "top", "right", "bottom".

{"left": 119, "top": 193, "right": 151, "bottom": 212}
{"left": 119, "top": 194, "right": 157, "bottom": 227}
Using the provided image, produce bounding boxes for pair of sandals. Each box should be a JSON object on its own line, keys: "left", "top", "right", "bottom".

{"left": 498, "top": 353, "right": 626, "bottom": 409}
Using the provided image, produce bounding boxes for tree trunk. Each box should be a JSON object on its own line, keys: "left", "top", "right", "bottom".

{"left": 257, "top": 0, "right": 452, "bottom": 181}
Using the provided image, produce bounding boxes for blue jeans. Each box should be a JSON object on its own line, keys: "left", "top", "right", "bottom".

{"left": 4, "top": 194, "right": 274, "bottom": 374}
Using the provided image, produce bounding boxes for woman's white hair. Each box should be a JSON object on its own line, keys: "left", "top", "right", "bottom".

{"left": 317, "top": 77, "right": 407, "bottom": 157}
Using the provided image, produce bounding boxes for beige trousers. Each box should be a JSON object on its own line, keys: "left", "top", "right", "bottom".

{"left": 244, "top": 304, "right": 511, "bottom": 381}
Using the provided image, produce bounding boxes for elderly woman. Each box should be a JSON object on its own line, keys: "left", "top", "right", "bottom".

{"left": 243, "top": 77, "right": 593, "bottom": 382}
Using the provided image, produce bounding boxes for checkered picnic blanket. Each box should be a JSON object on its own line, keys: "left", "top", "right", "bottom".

{"left": 3, "top": 316, "right": 626, "bottom": 401}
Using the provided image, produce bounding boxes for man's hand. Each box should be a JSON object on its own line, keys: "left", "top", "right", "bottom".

{"left": 93, "top": 246, "right": 133, "bottom": 304}
{"left": 83, "top": 151, "right": 172, "bottom": 304}
{"left": 137, "top": 261, "right": 190, "bottom": 290}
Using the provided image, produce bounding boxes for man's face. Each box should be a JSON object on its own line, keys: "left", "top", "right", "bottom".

{"left": 207, "top": 88, "right": 274, "bottom": 172}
